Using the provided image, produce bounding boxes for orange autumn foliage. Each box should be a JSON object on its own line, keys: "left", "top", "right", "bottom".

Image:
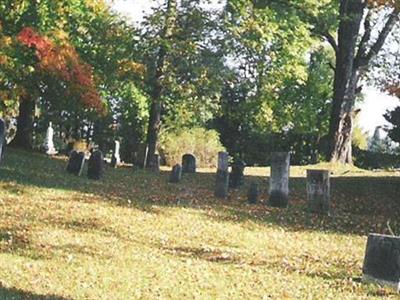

{"left": 17, "top": 27, "right": 105, "bottom": 113}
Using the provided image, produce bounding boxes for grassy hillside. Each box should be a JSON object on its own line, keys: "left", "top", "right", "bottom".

{"left": 0, "top": 150, "right": 399, "bottom": 299}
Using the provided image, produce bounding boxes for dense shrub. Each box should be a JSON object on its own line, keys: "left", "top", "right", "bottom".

{"left": 159, "top": 128, "right": 225, "bottom": 167}
{"left": 353, "top": 147, "right": 400, "bottom": 170}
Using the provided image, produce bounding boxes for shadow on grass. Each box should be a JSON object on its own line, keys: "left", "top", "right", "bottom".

{"left": 0, "top": 286, "right": 71, "bottom": 300}
{"left": 1, "top": 149, "right": 400, "bottom": 237}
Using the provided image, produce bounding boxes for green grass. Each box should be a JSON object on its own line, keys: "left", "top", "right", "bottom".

{"left": 0, "top": 150, "right": 399, "bottom": 299}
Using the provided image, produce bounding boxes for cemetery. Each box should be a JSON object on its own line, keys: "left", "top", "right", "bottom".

{"left": 1, "top": 0, "right": 400, "bottom": 299}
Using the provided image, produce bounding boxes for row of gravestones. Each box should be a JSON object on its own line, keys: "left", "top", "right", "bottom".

{"left": 182, "top": 151, "right": 398, "bottom": 292}
{"left": 67, "top": 150, "right": 104, "bottom": 180}
{"left": 211, "top": 151, "right": 330, "bottom": 214}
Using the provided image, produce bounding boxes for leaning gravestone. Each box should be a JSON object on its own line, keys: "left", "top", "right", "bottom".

{"left": 66, "top": 151, "right": 85, "bottom": 176}
{"left": 214, "top": 151, "right": 230, "bottom": 199}
{"left": 182, "top": 154, "right": 196, "bottom": 173}
{"left": 229, "top": 158, "right": 246, "bottom": 188}
{"left": 169, "top": 164, "right": 182, "bottom": 183}
{"left": 269, "top": 152, "right": 290, "bottom": 208}
{"left": 362, "top": 233, "right": 400, "bottom": 291}
{"left": 111, "top": 140, "right": 121, "bottom": 168}
{"left": 88, "top": 150, "right": 104, "bottom": 180}
{"left": 307, "top": 169, "right": 330, "bottom": 215}
{"left": 247, "top": 182, "right": 259, "bottom": 204}
{"left": 0, "top": 118, "right": 5, "bottom": 162}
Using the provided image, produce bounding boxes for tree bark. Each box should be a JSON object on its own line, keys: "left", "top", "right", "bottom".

{"left": 9, "top": 97, "right": 35, "bottom": 150}
{"left": 145, "top": 0, "right": 177, "bottom": 169}
{"left": 328, "top": 1, "right": 399, "bottom": 164}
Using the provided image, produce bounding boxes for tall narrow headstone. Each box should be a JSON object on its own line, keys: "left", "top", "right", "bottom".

{"left": 247, "top": 183, "right": 259, "bottom": 204}
{"left": 88, "top": 150, "right": 104, "bottom": 180}
{"left": 214, "top": 151, "right": 229, "bottom": 199}
{"left": 0, "top": 118, "right": 5, "bottom": 162}
{"left": 66, "top": 151, "right": 85, "bottom": 176}
{"left": 307, "top": 169, "right": 330, "bottom": 214}
{"left": 43, "top": 122, "right": 57, "bottom": 155}
{"left": 182, "top": 154, "right": 196, "bottom": 173}
{"left": 269, "top": 152, "right": 290, "bottom": 208}
{"left": 362, "top": 233, "right": 400, "bottom": 291}
{"left": 169, "top": 164, "right": 182, "bottom": 183}
{"left": 229, "top": 158, "right": 246, "bottom": 188}
{"left": 111, "top": 140, "right": 121, "bottom": 168}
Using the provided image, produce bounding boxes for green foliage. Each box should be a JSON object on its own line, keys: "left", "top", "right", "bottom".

{"left": 352, "top": 126, "right": 369, "bottom": 150}
{"left": 159, "top": 127, "right": 225, "bottom": 167}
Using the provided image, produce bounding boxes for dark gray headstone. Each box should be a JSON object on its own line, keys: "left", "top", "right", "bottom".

{"left": 307, "top": 170, "right": 330, "bottom": 215}
{"left": 229, "top": 158, "right": 246, "bottom": 188}
{"left": 247, "top": 183, "right": 259, "bottom": 204}
{"left": 214, "top": 151, "right": 229, "bottom": 199}
{"left": 182, "top": 154, "right": 196, "bottom": 173}
{"left": 0, "top": 119, "right": 5, "bottom": 162}
{"left": 169, "top": 164, "right": 182, "bottom": 183}
{"left": 362, "top": 233, "right": 400, "bottom": 291}
{"left": 87, "top": 150, "right": 104, "bottom": 180}
{"left": 66, "top": 151, "right": 85, "bottom": 176}
{"left": 269, "top": 152, "right": 290, "bottom": 208}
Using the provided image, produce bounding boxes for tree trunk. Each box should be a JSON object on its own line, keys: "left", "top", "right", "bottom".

{"left": 10, "top": 97, "right": 35, "bottom": 150}
{"left": 328, "top": 0, "right": 365, "bottom": 164}
{"left": 145, "top": 0, "right": 177, "bottom": 169}
{"left": 328, "top": 1, "right": 399, "bottom": 163}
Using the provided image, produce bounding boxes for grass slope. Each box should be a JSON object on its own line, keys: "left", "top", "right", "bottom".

{"left": 0, "top": 150, "right": 399, "bottom": 299}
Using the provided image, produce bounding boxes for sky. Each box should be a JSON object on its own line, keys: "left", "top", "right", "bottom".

{"left": 110, "top": 0, "right": 399, "bottom": 136}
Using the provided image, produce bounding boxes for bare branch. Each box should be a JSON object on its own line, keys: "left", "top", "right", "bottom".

{"left": 323, "top": 32, "right": 338, "bottom": 55}
{"left": 355, "top": 10, "right": 373, "bottom": 66}
{"left": 358, "top": 9, "right": 399, "bottom": 67}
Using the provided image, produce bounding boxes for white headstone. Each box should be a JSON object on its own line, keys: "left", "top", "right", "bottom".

{"left": 44, "top": 122, "right": 57, "bottom": 155}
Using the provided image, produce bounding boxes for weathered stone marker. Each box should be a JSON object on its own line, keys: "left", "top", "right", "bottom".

{"left": 43, "top": 122, "right": 57, "bottom": 155}
{"left": 182, "top": 154, "right": 196, "bottom": 173}
{"left": 66, "top": 151, "right": 85, "bottom": 176}
{"left": 169, "top": 164, "right": 182, "bottom": 183}
{"left": 269, "top": 152, "right": 290, "bottom": 208}
{"left": 88, "top": 150, "right": 104, "bottom": 180}
{"left": 247, "top": 183, "right": 259, "bottom": 204}
{"left": 111, "top": 140, "right": 121, "bottom": 168}
{"left": 0, "top": 118, "right": 5, "bottom": 162}
{"left": 362, "top": 233, "right": 400, "bottom": 291}
{"left": 229, "top": 158, "right": 246, "bottom": 188}
{"left": 214, "top": 151, "right": 229, "bottom": 198}
{"left": 307, "top": 169, "right": 330, "bottom": 214}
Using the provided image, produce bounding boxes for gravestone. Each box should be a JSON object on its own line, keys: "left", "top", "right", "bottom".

{"left": 182, "top": 154, "right": 196, "bottom": 173}
{"left": 214, "top": 151, "right": 230, "bottom": 199}
{"left": 66, "top": 151, "right": 85, "bottom": 176}
{"left": 149, "top": 154, "right": 160, "bottom": 172}
{"left": 269, "top": 152, "right": 290, "bottom": 208}
{"left": 87, "top": 150, "right": 104, "bottom": 180}
{"left": 229, "top": 158, "right": 246, "bottom": 188}
{"left": 111, "top": 140, "right": 121, "bottom": 168}
{"left": 43, "top": 122, "right": 57, "bottom": 155}
{"left": 0, "top": 118, "right": 5, "bottom": 162}
{"left": 362, "top": 233, "right": 400, "bottom": 291}
{"left": 169, "top": 164, "right": 182, "bottom": 183}
{"left": 307, "top": 170, "right": 330, "bottom": 214}
{"left": 247, "top": 183, "right": 259, "bottom": 204}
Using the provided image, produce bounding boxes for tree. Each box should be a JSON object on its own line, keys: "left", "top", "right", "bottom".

{"left": 250, "top": 0, "right": 399, "bottom": 163}
{"left": 144, "top": 0, "right": 177, "bottom": 169}
{"left": 325, "top": 0, "right": 399, "bottom": 163}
